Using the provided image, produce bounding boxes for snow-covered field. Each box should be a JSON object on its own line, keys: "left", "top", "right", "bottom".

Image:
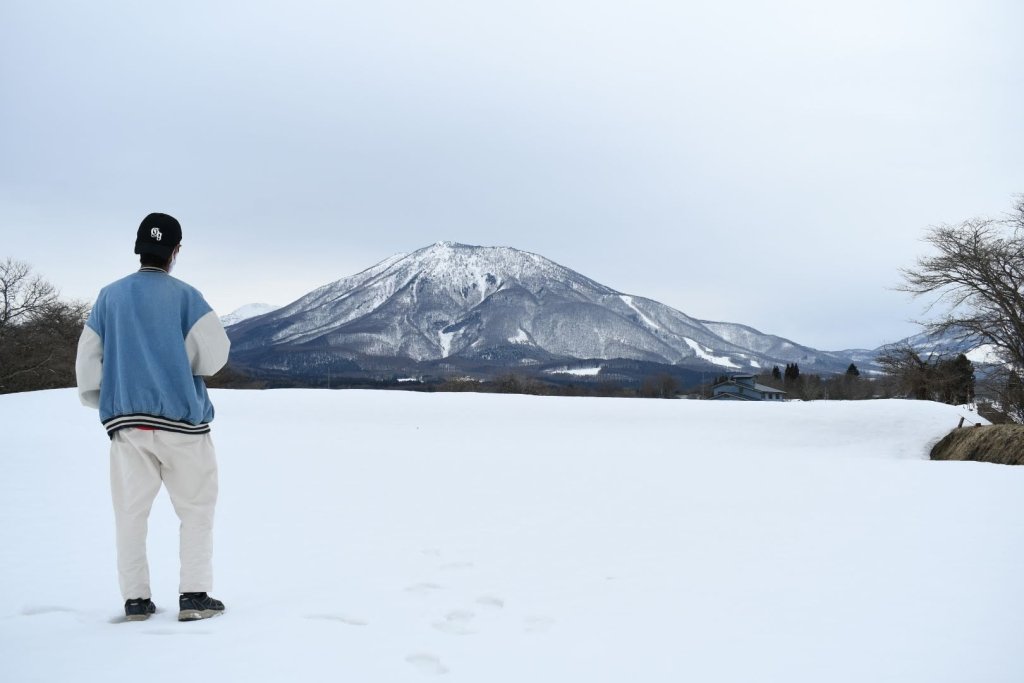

{"left": 2, "top": 389, "right": 1022, "bottom": 682}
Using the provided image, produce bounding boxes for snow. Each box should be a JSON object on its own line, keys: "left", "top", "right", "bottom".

{"left": 438, "top": 329, "right": 455, "bottom": 358}
{"left": 620, "top": 295, "right": 660, "bottom": 331}
{"left": 966, "top": 343, "right": 1002, "bottom": 365}
{"left": 219, "top": 303, "right": 281, "bottom": 327}
{"left": 2, "top": 389, "right": 1022, "bottom": 683}
{"left": 683, "top": 337, "right": 741, "bottom": 369}
{"left": 544, "top": 366, "right": 603, "bottom": 376}
{"left": 509, "top": 328, "right": 530, "bottom": 344}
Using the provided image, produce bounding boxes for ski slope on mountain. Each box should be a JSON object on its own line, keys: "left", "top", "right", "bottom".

{"left": 1, "top": 390, "right": 1022, "bottom": 683}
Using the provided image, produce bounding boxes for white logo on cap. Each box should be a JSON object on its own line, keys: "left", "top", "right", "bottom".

{"left": 150, "top": 227, "right": 163, "bottom": 241}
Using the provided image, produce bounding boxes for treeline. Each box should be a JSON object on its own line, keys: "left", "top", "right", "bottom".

{"left": 690, "top": 356, "right": 982, "bottom": 406}
{"left": 763, "top": 362, "right": 879, "bottom": 401}
{"left": 876, "top": 347, "right": 975, "bottom": 404}
{"left": 0, "top": 259, "right": 89, "bottom": 394}
{"left": 752, "top": 357, "right": 976, "bottom": 403}
{"left": 877, "top": 345, "right": 1024, "bottom": 423}
{"left": 688, "top": 363, "right": 878, "bottom": 401}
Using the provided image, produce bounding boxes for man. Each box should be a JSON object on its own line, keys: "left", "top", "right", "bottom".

{"left": 76, "top": 212, "right": 231, "bottom": 622}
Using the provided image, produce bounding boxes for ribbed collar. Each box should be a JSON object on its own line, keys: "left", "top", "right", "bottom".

{"left": 138, "top": 267, "right": 168, "bottom": 273}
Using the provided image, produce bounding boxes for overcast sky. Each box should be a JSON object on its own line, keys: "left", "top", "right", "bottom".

{"left": 2, "top": 0, "right": 1022, "bottom": 350}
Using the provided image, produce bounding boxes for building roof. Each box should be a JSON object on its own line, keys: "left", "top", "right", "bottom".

{"left": 711, "top": 376, "right": 787, "bottom": 395}
{"left": 751, "top": 382, "right": 786, "bottom": 394}
{"left": 708, "top": 392, "right": 757, "bottom": 400}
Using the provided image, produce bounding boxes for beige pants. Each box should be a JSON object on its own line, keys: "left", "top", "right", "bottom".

{"left": 110, "top": 428, "right": 218, "bottom": 600}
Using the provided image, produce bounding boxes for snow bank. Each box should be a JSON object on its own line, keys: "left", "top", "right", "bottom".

{"left": 1, "top": 390, "right": 1021, "bottom": 683}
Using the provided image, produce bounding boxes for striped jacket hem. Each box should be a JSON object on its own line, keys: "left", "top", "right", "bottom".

{"left": 103, "top": 414, "right": 211, "bottom": 438}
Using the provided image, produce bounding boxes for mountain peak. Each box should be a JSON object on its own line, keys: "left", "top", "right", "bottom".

{"left": 221, "top": 302, "right": 282, "bottom": 327}
{"left": 395, "top": 242, "right": 568, "bottom": 288}
{"left": 428, "top": 240, "right": 472, "bottom": 249}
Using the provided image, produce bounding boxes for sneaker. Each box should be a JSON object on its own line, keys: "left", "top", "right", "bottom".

{"left": 178, "top": 592, "right": 225, "bottom": 621}
{"left": 124, "top": 598, "right": 156, "bottom": 622}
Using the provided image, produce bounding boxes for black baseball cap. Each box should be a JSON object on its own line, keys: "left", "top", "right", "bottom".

{"left": 135, "top": 213, "right": 182, "bottom": 259}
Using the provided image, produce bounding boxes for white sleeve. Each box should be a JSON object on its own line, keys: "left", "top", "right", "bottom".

{"left": 185, "top": 310, "right": 231, "bottom": 377}
{"left": 75, "top": 325, "right": 103, "bottom": 409}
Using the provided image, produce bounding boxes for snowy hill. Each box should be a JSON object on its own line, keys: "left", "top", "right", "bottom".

{"left": 227, "top": 242, "right": 858, "bottom": 382}
{"left": 892, "top": 326, "right": 994, "bottom": 362}
{"left": 2, "top": 389, "right": 1022, "bottom": 683}
{"left": 220, "top": 303, "right": 281, "bottom": 327}
{"left": 829, "top": 327, "right": 1001, "bottom": 375}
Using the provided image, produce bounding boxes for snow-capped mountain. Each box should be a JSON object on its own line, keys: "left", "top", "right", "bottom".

{"left": 831, "top": 328, "right": 993, "bottom": 371}
{"left": 227, "top": 242, "right": 866, "bottom": 380}
{"left": 892, "top": 328, "right": 982, "bottom": 359}
{"left": 220, "top": 303, "right": 281, "bottom": 327}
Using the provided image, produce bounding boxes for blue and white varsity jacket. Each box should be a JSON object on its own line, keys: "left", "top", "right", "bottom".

{"left": 76, "top": 267, "right": 231, "bottom": 437}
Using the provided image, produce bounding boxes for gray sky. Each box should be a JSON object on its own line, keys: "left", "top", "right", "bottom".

{"left": 3, "top": 0, "right": 1022, "bottom": 350}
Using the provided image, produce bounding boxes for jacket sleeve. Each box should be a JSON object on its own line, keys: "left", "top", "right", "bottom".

{"left": 75, "top": 324, "right": 103, "bottom": 408}
{"left": 185, "top": 310, "right": 231, "bottom": 377}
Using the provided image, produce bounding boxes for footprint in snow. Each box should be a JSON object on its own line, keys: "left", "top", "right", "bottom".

{"left": 432, "top": 609, "right": 476, "bottom": 635}
{"left": 405, "top": 653, "right": 449, "bottom": 676}
{"left": 475, "top": 595, "right": 504, "bottom": 610}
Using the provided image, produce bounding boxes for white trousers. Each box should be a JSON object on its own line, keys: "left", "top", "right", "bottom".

{"left": 110, "top": 428, "right": 218, "bottom": 600}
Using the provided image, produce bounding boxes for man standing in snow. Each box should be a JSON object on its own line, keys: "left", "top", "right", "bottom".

{"left": 75, "top": 213, "right": 230, "bottom": 622}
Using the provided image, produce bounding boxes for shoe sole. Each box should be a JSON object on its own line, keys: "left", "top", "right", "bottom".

{"left": 125, "top": 614, "right": 152, "bottom": 622}
{"left": 178, "top": 609, "right": 224, "bottom": 622}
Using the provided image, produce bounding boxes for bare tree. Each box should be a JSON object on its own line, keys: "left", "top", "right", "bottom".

{"left": 897, "top": 201, "right": 1022, "bottom": 418}
{"left": 1, "top": 258, "right": 60, "bottom": 331}
{"left": 898, "top": 198, "right": 1024, "bottom": 368}
{"left": 877, "top": 345, "right": 931, "bottom": 400}
{"left": 877, "top": 344, "right": 975, "bottom": 406}
{"left": 640, "top": 373, "right": 678, "bottom": 399}
{"left": 0, "top": 259, "right": 88, "bottom": 393}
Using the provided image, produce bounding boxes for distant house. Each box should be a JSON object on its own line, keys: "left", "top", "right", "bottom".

{"left": 710, "top": 374, "right": 786, "bottom": 401}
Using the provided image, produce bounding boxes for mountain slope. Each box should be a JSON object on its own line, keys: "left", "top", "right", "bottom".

{"left": 228, "top": 242, "right": 864, "bottom": 379}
